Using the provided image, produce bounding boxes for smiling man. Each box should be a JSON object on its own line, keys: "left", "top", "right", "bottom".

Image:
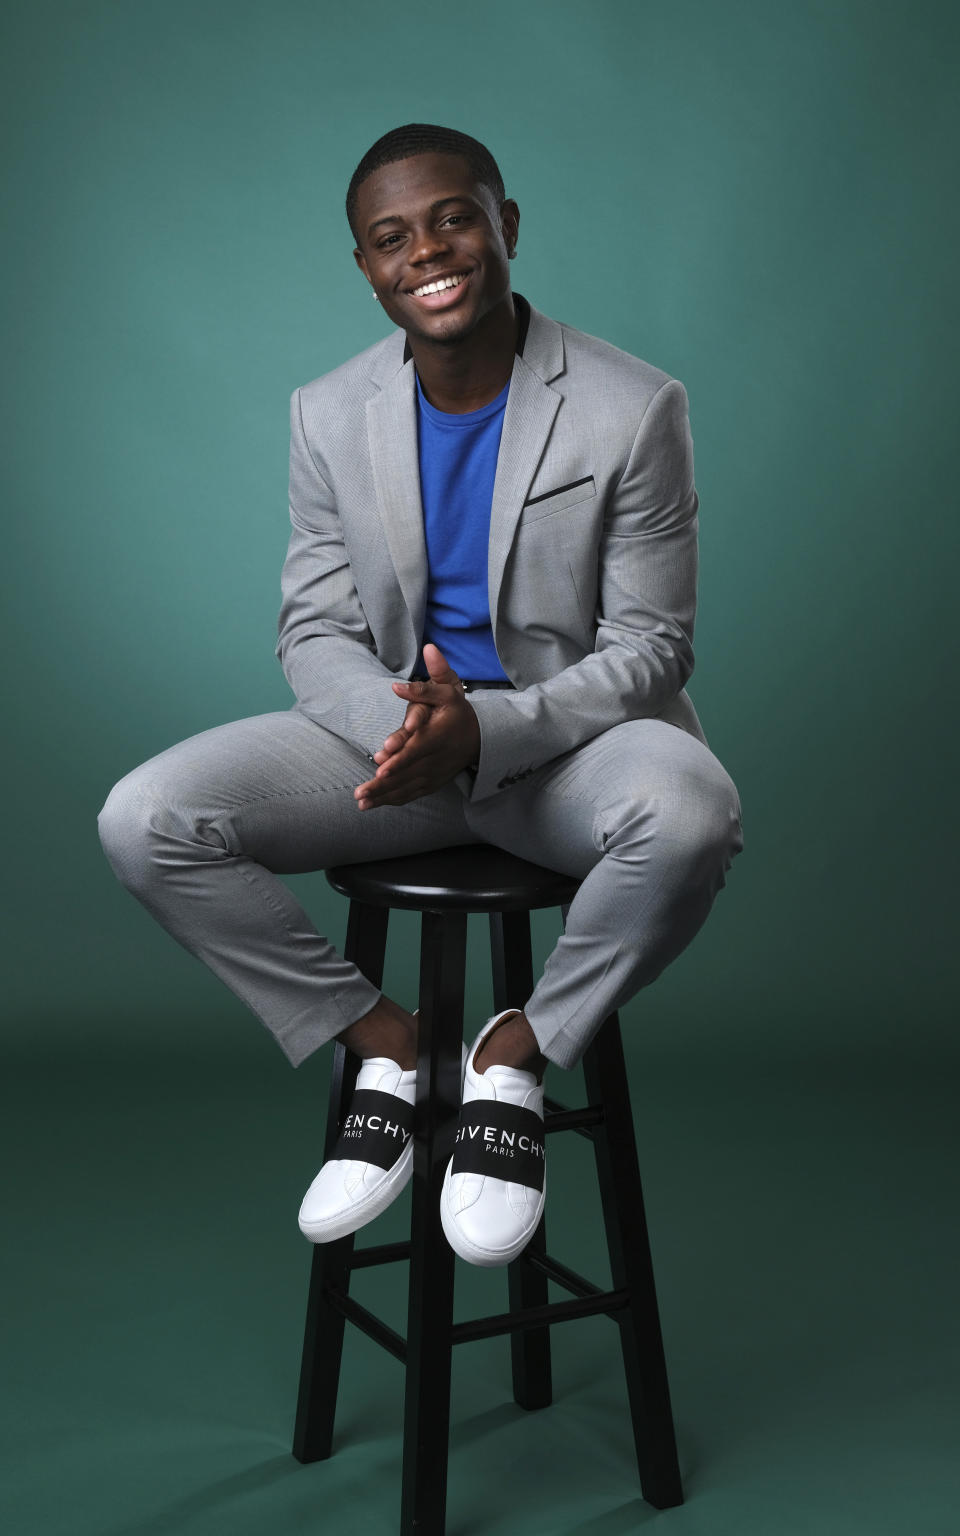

{"left": 98, "top": 123, "right": 744, "bottom": 1269}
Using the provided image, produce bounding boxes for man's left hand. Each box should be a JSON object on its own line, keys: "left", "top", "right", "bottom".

{"left": 355, "top": 643, "right": 481, "bottom": 809}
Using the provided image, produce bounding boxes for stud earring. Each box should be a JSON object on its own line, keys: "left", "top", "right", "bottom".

{"left": 372, "top": 291, "right": 380, "bottom": 303}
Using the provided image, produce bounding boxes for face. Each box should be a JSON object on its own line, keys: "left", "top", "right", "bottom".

{"left": 352, "top": 152, "right": 519, "bottom": 345}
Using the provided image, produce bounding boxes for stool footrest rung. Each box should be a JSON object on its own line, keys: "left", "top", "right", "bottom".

{"left": 349, "top": 1241, "right": 411, "bottom": 1269}
{"left": 523, "top": 1249, "right": 606, "bottom": 1302}
{"left": 326, "top": 1289, "right": 407, "bottom": 1363}
{"left": 543, "top": 1096, "right": 603, "bottom": 1137}
{"left": 451, "top": 1287, "right": 628, "bottom": 1343}
{"left": 326, "top": 1255, "right": 625, "bottom": 1362}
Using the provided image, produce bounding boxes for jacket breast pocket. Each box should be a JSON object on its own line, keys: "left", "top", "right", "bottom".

{"left": 521, "top": 475, "right": 596, "bottom": 523}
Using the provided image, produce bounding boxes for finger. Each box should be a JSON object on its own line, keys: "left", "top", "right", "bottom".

{"left": 392, "top": 679, "right": 447, "bottom": 702}
{"left": 354, "top": 753, "right": 429, "bottom": 794}
{"left": 375, "top": 745, "right": 439, "bottom": 780}
{"left": 402, "top": 701, "right": 432, "bottom": 732}
{"left": 374, "top": 703, "right": 432, "bottom": 763}
{"left": 423, "top": 642, "right": 462, "bottom": 687}
{"left": 381, "top": 726, "right": 450, "bottom": 770}
{"left": 355, "top": 744, "right": 432, "bottom": 798}
{"left": 374, "top": 728, "right": 412, "bottom": 762}
{"left": 374, "top": 725, "right": 444, "bottom": 773}
{"left": 370, "top": 745, "right": 442, "bottom": 788}
{"left": 359, "top": 778, "right": 430, "bottom": 809}
{"left": 357, "top": 771, "right": 430, "bottom": 808}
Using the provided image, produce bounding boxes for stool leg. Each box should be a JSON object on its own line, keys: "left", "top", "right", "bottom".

{"left": 582, "top": 1017, "right": 683, "bottom": 1509}
{"left": 293, "top": 901, "right": 389, "bottom": 1463}
{"left": 489, "top": 910, "right": 553, "bottom": 1410}
{"left": 400, "top": 909, "right": 466, "bottom": 1536}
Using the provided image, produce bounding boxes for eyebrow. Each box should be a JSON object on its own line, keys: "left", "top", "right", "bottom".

{"left": 367, "top": 195, "right": 476, "bottom": 237}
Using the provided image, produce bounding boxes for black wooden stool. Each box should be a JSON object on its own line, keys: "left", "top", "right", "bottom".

{"left": 292, "top": 844, "right": 683, "bottom": 1534}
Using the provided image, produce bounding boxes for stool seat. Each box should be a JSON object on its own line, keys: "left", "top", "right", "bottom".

{"left": 327, "top": 843, "right": 579, "bottom": 913}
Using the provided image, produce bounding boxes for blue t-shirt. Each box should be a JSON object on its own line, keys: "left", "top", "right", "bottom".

{"left": 414, "top": 372, "right": 511, "bottom": 682}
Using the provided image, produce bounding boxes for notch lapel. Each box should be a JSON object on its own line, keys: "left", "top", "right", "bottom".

{"left": 366, "top": 359, "right": 428, "bottom": 645}
{"left": 487, "top": 355, "right": 561, "bottom": 629}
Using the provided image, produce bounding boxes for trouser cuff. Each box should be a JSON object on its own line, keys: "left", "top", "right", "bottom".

{"left": 273, "top": 975, "right": 384, "bottom": 1068}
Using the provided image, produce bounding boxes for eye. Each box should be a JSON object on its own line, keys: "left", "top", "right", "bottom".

{"left": 441, "top": 214, "right": 469, "bottom": 226}
{"left": 376, "top": 232, "right": 404, "bottom": 249}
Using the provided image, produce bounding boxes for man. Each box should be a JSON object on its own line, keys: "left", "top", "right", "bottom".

{"left": 98, "top": 123, "right": 743, "bottom": 1269}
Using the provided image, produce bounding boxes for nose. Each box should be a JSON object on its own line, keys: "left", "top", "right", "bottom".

{"left": 408, "top": 222, "right": 452, "bottom": 267}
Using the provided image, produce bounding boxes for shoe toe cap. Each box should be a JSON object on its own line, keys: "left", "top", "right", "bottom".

{"left": 299, "top": 1159, "right": 383, "bottom": 1232}
{"left": 443, "top": 1172, "right": 543, "bottom": 1262}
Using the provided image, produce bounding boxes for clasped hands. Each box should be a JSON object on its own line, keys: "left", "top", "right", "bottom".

{"left": 354, "top": 643, "right": 481, "bottom": 811}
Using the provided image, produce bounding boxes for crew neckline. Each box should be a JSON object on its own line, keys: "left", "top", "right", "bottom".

{"left": 415, "top": 372, "right": 511, "bottom": 426}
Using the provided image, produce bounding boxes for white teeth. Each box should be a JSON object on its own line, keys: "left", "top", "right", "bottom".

{"left": 413, "top": 274, "right": 465, "bottom": 297}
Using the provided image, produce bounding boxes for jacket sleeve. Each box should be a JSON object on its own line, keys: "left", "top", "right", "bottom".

{"left": 274, "top": 388, "right": 409, "bottom": 758}
{"left": 465, "top": 378, "right": 699, "bottom": 801}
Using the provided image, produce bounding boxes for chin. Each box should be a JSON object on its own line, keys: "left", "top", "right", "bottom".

{"left": 427, "top": 319, "right": 474, "bottom": 345}
{"left": 415, "top": 309, "right": 479, "bottom": 346}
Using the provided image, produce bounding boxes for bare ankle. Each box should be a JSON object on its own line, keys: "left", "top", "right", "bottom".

{"left": 474, "top": 1010, "right": 547, "bottom": 1080}
{"left": 338, "top": 997, "right": 418, "bottom": 1071}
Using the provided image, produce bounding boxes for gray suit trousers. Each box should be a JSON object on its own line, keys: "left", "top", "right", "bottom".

{"left": 97, "top": 706, "right": 743, "bottom": 1070}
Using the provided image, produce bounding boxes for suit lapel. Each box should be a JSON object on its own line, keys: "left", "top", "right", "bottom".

{"left": 487, "top": 356, "right": 561, "bottom": 628}
{"left": 487, "top": 304, "right": 565, "bottom": 628}
{"left": 366, "top": 356, "right": 428, "bottom": 644}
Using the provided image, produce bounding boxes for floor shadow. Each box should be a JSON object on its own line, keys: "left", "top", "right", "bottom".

{"left": 109, "top": 1453, "right": 299, "bottom": 1536}
{"left": 560, "top": 1498, "right": 659, "bottom": 1536}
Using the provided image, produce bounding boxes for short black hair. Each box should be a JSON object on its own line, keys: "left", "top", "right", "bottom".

{"left": 346, "top": 123, "right": 506, "bottom": 242}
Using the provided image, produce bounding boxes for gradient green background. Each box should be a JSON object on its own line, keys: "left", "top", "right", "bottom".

{"left": 3, "top": 2, "right": 957, "bottom": 1533}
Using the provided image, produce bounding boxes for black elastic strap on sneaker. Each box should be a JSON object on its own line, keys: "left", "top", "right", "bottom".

{"left": 331, "top": 1090, "right": 414, "bottom": 1170}
{"left": 450, "top": 1101, "right": 545, "bottom": 1191}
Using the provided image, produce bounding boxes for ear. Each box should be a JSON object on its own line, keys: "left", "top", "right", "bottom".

{"left": 354, "top": 247, "right": 371, "bottom": 282}
{"left": 500, "top": 198, "right": 520, "bottom": 255}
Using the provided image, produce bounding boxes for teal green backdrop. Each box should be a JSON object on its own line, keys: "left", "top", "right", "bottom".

{"left": 3, "top": 6, "right": 959, "bottom": 1536}
{"left": 6, "top": 0, "right": 955, "bottom": 1063}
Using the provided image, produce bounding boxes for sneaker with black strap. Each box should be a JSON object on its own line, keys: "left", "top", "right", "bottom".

{"left": 298, "top": 1024, "right": 470, "bottom": 1244}
{"left": 440, "top": 1010, "right": 546, "bottom": 1267}
{"left": 298, "top": 1052, "right": 418, "bottom": 1243}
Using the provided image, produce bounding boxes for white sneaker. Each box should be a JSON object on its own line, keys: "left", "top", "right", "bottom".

{"left": 440, "top": 1010, "right": 546, "bottom": 1267}
{"left": 298, "top": 1055, "right": 417, "bottom": 1243}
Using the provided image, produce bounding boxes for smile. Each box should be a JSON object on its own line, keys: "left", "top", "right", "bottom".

{"left": 410, "top": 273, "right": 468, "bottom": 298}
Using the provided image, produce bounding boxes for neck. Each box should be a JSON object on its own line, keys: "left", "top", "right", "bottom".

{"left": 408, "top": 292, "right": 518, "bottom": 414}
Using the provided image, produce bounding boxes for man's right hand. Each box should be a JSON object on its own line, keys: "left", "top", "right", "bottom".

{"left": 356, "top": 643, "right": 480, "bottom": 809}
{"left": 371, "top": 643, "right": 464, "bottom": 768}
{"left": 372, "top": 699, "right": 433, "bottom": 767}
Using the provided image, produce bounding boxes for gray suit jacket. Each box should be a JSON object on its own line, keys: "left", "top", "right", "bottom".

{"left": 276, "top": 297, "right": 708, "bottom": 802}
